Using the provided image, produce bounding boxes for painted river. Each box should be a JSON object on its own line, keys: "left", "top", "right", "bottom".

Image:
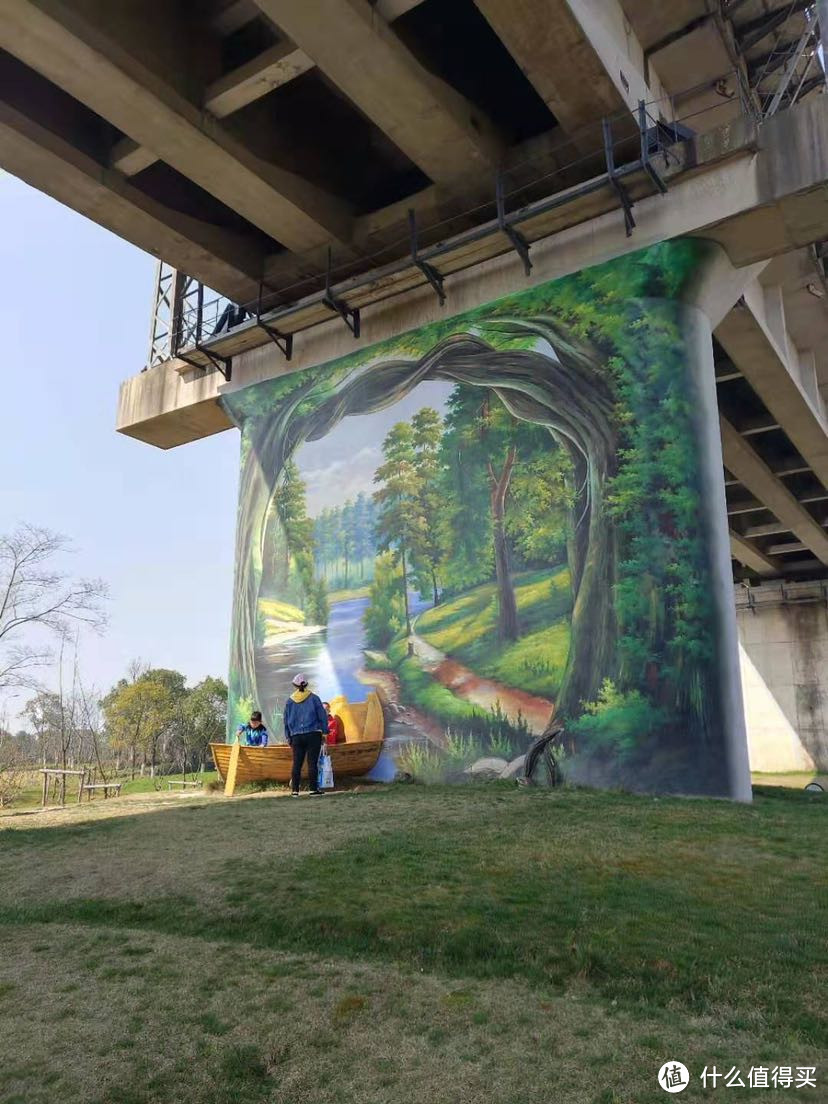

{"left": 256, "top": 592, "right": 435, "bottom": 778}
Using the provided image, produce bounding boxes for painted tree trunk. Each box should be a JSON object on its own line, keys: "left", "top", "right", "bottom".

{"left": 400, "top": 543, "right": 414, "bottom": 655}
{"left": 488, "top": 447, "right": 518, "bottom": 642}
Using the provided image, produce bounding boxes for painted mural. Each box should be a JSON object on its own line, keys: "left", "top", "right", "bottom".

{"left": 222, "top": 240, "right": 742, "bottom": 796}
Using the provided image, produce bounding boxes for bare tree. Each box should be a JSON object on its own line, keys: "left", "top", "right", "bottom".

{"left": 0, "top": 718, "right": 26, "bottom": 807}
{"left": 0, "top": 525, "right": 107, "bottom": 696}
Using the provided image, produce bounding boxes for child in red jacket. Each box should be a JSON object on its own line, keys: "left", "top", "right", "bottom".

{"left": 323, "top": 701, "right": 344, "bottom": 745}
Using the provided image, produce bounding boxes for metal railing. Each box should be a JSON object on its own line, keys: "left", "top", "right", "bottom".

{"left": 148, "top": 71, "right": 772, "bottom": 374}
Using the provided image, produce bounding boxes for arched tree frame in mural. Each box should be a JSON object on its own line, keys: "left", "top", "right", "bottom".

{"left": 222, "top": 240, "right": 749, "bottom": 798}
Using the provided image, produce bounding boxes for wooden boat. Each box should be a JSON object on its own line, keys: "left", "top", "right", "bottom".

{"left": 210, "top": 692, "right": 384, "bottom": 796}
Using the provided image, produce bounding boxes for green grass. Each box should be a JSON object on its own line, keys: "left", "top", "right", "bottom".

{"left": 417, "top": 567, "right": 572, "bottom": 697}
{"left": 3, "top": 771, "right": 219, "bottom": 814}
{"left": 327, "top": 585, "right": 371, "bottom": 604}
{"left": 395, "top": 651, "right": 483, "bottom": 726}
{"left": 257, "top": 597, "right": 305, "bottom": 624}
{"left": 0, "top": 785, "right": 825, "bottom": 1102}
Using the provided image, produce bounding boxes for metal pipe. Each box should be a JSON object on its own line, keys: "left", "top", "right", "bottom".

{"left": 765, "top": 10, "right": 817, "bottom": 116}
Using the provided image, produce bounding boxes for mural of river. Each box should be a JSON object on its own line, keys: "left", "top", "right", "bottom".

{"left": 256, "top": 592, "right": 436, "bottom": 779}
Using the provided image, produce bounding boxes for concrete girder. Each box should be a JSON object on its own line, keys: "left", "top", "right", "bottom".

{"left": 0, "top": 0, "right": 353, "bottom": 255}
{"left": 0, "top": 101, "right": 264, "bottom": 304}
{"left": 252, "top": 0, "right": 504, "bottom": 188}
{"left": 110, "top": 41, "right": 316, "bottom": 178}
{"left": 209, "top": 0, "right": 425, "bottom": 34}
{"left": 729, "top": 531, "right": 782, "bottom": 575}
{"left": 720, "top": 416, "right": 828, "bottom": 565}
{"left": 715, "top": 291, "right": 828, "bottom": 490}
{"left": 473, "top": 0, "right": 637, "bottom": 142}
{"left": 112, "top": 97, "right": 828, "bottom": 448}
{"left": 767, "top": 541, "right": 808, "bottom": 554}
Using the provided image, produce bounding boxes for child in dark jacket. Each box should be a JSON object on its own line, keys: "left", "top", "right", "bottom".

{"left": 236, "top": 710, "right": 268, "bottom": 746}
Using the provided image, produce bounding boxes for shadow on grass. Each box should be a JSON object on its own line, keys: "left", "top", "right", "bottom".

{"left": 0, "top": 784, "right": 826, "bottom": 1048}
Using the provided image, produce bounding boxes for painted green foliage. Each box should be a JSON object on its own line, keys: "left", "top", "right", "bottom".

{"left": 223, "top": 240, "right": 733, "bottom": 795}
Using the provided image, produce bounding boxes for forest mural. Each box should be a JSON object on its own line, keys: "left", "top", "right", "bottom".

{"left": 222, "top": 240, "right": 745, "bottom": 796}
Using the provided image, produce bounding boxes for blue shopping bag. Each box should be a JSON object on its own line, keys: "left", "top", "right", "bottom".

{"left": 318, "top": 752, "right": 334, "bottom": 790}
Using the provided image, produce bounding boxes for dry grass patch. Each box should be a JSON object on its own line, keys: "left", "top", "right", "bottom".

{"left": 0, "top": 784, "right": 825, "bottom": 1103}
{"left": 0, "top": 924, "right": 814, "bottom": 1104}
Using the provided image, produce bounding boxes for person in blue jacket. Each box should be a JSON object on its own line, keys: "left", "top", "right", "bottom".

{"left": 284, "top": 673, "right": 328, "bottom": 796}
{"left": 236, "top": 710, "right": 268, "bottom": 746}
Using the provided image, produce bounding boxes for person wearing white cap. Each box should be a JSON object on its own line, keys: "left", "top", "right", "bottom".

{"left": 283, "top": 673, "right": 329, "bottom": 796}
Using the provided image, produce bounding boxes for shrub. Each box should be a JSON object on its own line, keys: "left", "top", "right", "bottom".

{"left": 569, "top": 679, "right": 668, "bottom": 759}
{"left": 363, "top": 553, "right": 406, "bottom": 649}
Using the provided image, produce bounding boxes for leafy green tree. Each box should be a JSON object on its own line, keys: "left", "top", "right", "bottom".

{"left": 438, "top": 392, "right": 493, "bottom": 594}
{"left": 179, "top": 676, "right": 227, "bottom": 773}
{"left": 352, "top": 492, "right": 376, "bottom": 579}
{"left": 439, "top": 388, "right": 521, "bottom": 641}
{"left": 411, "top": 408, "right": 445, "bottom": 606}
{"left": 373, "top": 423, "right": 425, "bottom": 651}
{"left": 102, "top": 667, "right": 185, "bottom": 778}
{"left": 271, "top": 461, "right": 328, "bottom": 623}
{"left": 340, "top": 499, "right": 357, "bottom": 586}
{"left": 363, "top": 552, "right": 406, "bottom": 649}
{"left": 506, "top": 448, "right": 573, "bottom": 566}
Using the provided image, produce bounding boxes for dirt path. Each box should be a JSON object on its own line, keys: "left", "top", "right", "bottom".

{"left": 410, "top": 630, "right": 555, "bottom": 734}
{"left": 357, "top": 667, "right": 447, "bottom": 748}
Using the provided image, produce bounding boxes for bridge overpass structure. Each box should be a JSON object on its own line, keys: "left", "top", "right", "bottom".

{"left": 3, "top": 0, "right": 828, "bottom": 774}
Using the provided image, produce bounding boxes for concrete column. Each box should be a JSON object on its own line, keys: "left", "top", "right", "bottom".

{"left": 762, "top": 283, "right": 793, "bottom": 369}
{"left": 683, "top": 244, "right": 760, "bottom": 802}
{"left": 736, "top": 582, "right": 828, "bottom": 772}
{"left": 798, "top": 348, "right": 823, "bottom": 415}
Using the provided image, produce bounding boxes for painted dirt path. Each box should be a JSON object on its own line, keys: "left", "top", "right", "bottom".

{"left": 409, "top": 625, "right": 555, "bottom": 735}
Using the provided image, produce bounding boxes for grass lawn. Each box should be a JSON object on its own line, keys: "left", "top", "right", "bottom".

{"left": 0, "top": 784, "right": 825, "bottom": 1103}
{"left": 328, "top": 585, "right": 371, "bottom": 604}
{"left": 417, "top": 567, "right": 572, "bottom": 698}
{"left": 3, "top": 771, "right": 219, "bottom": 815}
{"left": 258, "top": 597, "right": 305, "bottom": 631}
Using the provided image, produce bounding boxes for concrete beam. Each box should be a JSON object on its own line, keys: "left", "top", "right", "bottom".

{"left": 115, "top": 97, "right": 828, "bottom": 447}
{"left": 474, "top": 0, "right": 646, "bottom": 139}
{"left": 0, "top": 100, "right": 264, "bottom": 304}
{"left": 253, "top": 0, "right": 503, "bottom": 187}
{"left": 730, "top": 531, "right": 782, "bottom": 575}
{"left": 720, "top": 416, "right": 828, "bottom": 565}
{"left": 0, "top": 0, "right": 352, "bottom": 254}
{"left": 715, "top": 292, "right": 828, "bottom": 490}
{"left": 767, "top": 540, "right": 808, "bottom": 554}
{"left": 700, "top": 97, "right": 828, "bottom": 264}
{"left": 111, "top": 40, "right": 315, "bottom": 177}
{"left": 117, "top": 363, "right": 234, "bottom": 449}
{"left": 210, "top": 0, "right": 261, "bottom": 35}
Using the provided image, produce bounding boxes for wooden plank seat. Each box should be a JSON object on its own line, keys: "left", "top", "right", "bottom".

{"left": 166, "top": 780, "right": 202, "bottom": 789}
{"left": 82, "top": 782, "right": 122, "bottom": 800}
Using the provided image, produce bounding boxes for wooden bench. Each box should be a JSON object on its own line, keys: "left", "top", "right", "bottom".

{"left": 166, "top": 780, "right": 202, "bottom": 790}
{"left": 82, "top": 782, "right": 123, "bottom": 801}
{"left": 40, "top": 768, "right": 86, "bottom": 806}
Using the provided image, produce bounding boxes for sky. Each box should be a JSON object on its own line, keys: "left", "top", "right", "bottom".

{"left": 295, "top": 381, "right": 453, "bottom": 515}
{"left": 1, "top": 172, "right": 241, "bottom": 717}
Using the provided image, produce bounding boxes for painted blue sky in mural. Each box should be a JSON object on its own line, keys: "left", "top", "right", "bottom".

{"left": 296, "top": 381, "right": 454, "bottom": 515}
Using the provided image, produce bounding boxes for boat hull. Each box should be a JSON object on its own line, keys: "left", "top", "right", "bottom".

{"left": 210, "top": 739, "right": 384, "bottom": 786}
{"left": 213, "top": 691, "right": 385, "bottom": 795}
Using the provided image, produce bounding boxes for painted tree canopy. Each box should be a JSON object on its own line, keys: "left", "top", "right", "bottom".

{"left": 222, "top": 240, "right": 742, "bottom": 796}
